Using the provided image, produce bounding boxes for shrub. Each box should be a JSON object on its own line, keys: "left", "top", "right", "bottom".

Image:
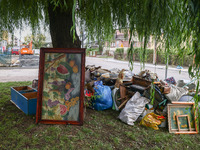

{"left": 86, "top": 48, "right": 99, "bottom": 56}
{"left": 126, "top": 48, "right": 153, "bottom": 63}
{"left": 114, "top": 48, "right": 124, "bottom": 60}
{"left": 126, "top": 48, "right": 193, "bottom": 66}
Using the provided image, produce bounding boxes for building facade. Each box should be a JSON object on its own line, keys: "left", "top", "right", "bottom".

{"left": 104, "top": 30, "right": 155, "bottom": 55}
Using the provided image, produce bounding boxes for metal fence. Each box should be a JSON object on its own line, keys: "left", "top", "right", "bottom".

{"left": 0, "top": 51, "right": 12, "bottom": 66}
{"left": 0, "top": 51, "right": 40, "bottom": 67}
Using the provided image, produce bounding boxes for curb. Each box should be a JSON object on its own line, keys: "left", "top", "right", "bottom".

{"left": 87, "top": 57, "right": 188, "bottom": 72}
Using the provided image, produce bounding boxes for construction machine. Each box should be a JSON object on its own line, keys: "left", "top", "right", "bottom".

{"left": 19, "top": 41, "right": 34, "bottom": 55}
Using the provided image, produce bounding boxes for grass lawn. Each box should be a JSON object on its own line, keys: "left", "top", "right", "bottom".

{"left": 0, "top": 81, "right": 200, "bottom": 150}
{"left": 96, "top": 55, "right": 113, "bottom": 58}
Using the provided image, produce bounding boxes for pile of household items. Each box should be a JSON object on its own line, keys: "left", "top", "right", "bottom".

{"left": 84, "top": 65, "right": 199, "bottom": 134}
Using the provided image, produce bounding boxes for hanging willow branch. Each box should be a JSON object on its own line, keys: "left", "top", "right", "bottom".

{"left": 0, "top": 0, "right": 200, "bottom": 75}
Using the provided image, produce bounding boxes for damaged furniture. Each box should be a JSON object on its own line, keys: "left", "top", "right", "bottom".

{"left": 11, "top": 86, "right": 37, "bottom": 115}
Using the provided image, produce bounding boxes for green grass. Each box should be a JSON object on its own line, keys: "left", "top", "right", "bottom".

{"left": 96, "top": 55, "right": 113, "bottom": 58}
{"left": 0, "top": 81, "right": 200, "bottom": 150}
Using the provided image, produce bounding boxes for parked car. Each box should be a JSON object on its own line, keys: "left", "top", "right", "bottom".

{"left": 11, "top": 47, "right": 20, "bottom": 55}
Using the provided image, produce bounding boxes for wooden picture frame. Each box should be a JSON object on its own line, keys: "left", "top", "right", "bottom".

{"left": 36, "top": 48, "right": 85, "bottom": 125}
{"left": 167, "top": 102, "right": 198, "bottom": 134}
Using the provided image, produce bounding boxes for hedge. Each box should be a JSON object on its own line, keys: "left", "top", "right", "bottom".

{"left": 121, "top": 48, "right": 193, "bottom": 67}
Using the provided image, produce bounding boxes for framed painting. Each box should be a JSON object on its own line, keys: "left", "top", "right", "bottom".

{"left": 36, "top": 48, "right": 85, "bottom": 125}
{"left": 167, "top": 102, "right": 198, "bottom": 134}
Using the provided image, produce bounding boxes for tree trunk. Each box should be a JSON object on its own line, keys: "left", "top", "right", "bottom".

{"left": 48, "top": 3, "right": 81, "bottom": 48}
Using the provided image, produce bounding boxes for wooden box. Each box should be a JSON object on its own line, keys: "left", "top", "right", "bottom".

{"left": 11, "top": 86, "right": 37, "bottom": 115}
{"left": 132, "top": 76, "right": 151, "bottom": 87}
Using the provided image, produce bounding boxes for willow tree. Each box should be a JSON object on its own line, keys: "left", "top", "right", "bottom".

{"left": 0, "top": 0, "right": 81, "bottom": 48}
{"left": 24, "top": 33, "right": 46, "bottom": 49}
{"left": 0, "top": 0, "right": 200, "bottom": 74}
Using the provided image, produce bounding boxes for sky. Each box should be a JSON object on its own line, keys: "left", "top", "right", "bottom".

{"left": 14, "top": 23, "right": 51, "bottom": 43}
{"left": 13, "top": 19, "right": 82, "bottom": 44}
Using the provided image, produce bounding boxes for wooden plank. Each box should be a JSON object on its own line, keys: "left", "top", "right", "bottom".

{"left": 117, "top": 97, "right": 127, "bottom": 101}
{"left": 176, "top": 115, "right": 191, "bottom": 132}
{"left": 22, "top": 92, "right": 37, "bottom": 100}
{"left": 171, "top": 102, "right": 194, "bottom": 105}
{"left": 118, "top": 99, "right": 129, "bottom": 110}
{"left": 174, "top": 131, "right": 198, "bottom": 134}
{"left": 120, "top": 85, "right": 126, "bottom": 98}
{"left": 13, "top": 86, "right": 31, "bottom": 91}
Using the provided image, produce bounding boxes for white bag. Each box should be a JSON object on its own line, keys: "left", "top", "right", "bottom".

{"left": 118, "top": 92, "right": 150, "bottom": 126}
{"left": 165, "top": 85, "right": 188, "bottom": 102}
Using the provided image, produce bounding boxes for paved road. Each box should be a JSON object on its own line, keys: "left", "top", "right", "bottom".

{"left": 86, "top": 57, "right": 190, "bottom": 81}
{"left": 0, "top": 67, "right": 39, "bottom": 82}
{"left": 0, "top": 57, "right": 191, "bottom": 82}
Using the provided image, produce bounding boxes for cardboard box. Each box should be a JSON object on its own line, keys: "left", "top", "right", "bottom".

{"left": 11, "top": 86, "right": 37, "bottom": 115}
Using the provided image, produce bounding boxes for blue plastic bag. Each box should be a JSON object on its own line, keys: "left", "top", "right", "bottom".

{"left": 92, "top": 81, "right": 113, "bottom": 111}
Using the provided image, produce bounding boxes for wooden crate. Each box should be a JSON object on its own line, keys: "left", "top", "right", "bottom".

{"left": 11, "top": 86, "right": 37, "bottom": 115}
{"left": 132, "top": 76, "right": 151, "bottom": 87}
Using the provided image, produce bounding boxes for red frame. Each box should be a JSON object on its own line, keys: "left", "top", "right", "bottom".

{"left": 36, "top": 48, "right": 85, "bottom": 125}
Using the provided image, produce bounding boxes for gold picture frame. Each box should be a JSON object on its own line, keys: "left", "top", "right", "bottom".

{"left": 167, "top": 102, "right": 198, "bottom": 134}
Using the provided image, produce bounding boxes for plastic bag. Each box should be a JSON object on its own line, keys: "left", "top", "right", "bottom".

{"left": 111, "top": 88, "right": 120, "bottom": 111}
{"left": 165, "top": 85, "right": 188, "bottom": 102}
{"left": 165, "top": 77, "right": 176, "bottom": 85}
{"left": 118, "top": 92, "right": 150, "bottom": 125}
{"left": 140, "top": 112, "right": 165, "bottom": 130}
{"left": 92, "top": 81, "right": 113, "bottom": 111}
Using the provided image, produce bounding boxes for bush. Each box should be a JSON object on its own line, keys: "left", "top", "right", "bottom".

{"left": 125, "top": 48, "right": 193, "bottom": 66}
{"left": 126, "top": 48, "right": 154, "bottom": 63}
{"left": 86, "top": 48, "right": 99, "bottom": 56}
{"left": 114, "top": 48, "right": 124, "bottom": 60}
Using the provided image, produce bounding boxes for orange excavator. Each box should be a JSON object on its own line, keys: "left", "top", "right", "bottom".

{"left": 19, "top": 41, "right": 34, "bottom": 55}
